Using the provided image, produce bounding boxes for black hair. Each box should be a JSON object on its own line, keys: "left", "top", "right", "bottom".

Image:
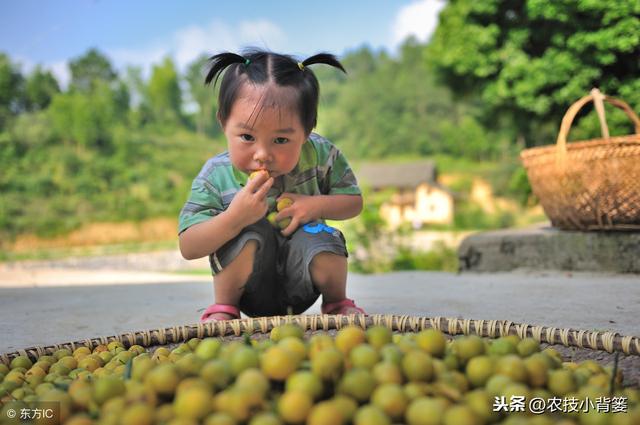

{"left": 205, "top": 48, "right": 347, "bottom": 135}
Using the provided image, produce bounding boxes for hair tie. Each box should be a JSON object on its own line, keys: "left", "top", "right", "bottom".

{"left": 297, "top": 62, "right": 305, "bottom": 71}
{"left": 244, "top": 58, "right": 251, "bottom": 67}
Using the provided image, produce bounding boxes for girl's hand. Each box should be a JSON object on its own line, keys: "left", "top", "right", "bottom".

{"left": 227, "top": 171, "right": 274, "bottom": 229}
{"left": 276, "top": 192, "right": 323, "bottom": 237}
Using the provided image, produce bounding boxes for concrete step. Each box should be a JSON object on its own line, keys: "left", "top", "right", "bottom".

{"left": 458, "top": 223, "right": 640, "bottom": 273}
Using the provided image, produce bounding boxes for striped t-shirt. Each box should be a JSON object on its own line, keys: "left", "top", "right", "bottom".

{"left": 178, "top": 133, "right": 361, "bottom": 234}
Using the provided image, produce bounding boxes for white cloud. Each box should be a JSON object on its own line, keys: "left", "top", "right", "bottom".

{"left": 11, "top": 55, "right": 35, "bottom": 74}
{"left": 171, "top": 25, "right": 219, "bottom": 72}
{"left": 109, "top": 18, "right": 287, "bottom": 79}
{"left": 238, "top": 19, "right": 287, "bottom": 51}
{"left": 48, "top": 60, "right": 71, "bottom": 89}
{"left": 391, "top": 0, "right": 446, "bottom": 48}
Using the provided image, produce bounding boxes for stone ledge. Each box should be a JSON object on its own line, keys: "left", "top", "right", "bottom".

{"left": 458, "top": 222, "right": 640, "bottom": 273}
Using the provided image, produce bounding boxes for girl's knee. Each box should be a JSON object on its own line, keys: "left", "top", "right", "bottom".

{"left": 241, "top": 239, "right": 259, "bottom": 255}
{"left": 309, "top": 251, "right": 347, "bottom": 286}
{"left": 231, "top": 239, "right": 258, "bottom": 271}
{"left": 215, "top": 240, "right": 258, "bottom": 282}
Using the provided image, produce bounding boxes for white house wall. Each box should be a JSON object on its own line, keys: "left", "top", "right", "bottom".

{"left": 380, "top": 184, "right": 454, "bottom": 228}
{"left": 415, "top": 184, "right": 454, "bottom": 224}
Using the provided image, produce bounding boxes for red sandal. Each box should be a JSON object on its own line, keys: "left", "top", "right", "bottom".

{"left": 321, "top": 298, "right": 366, "bottom": 315}
{"left": 200, "top": 304, "right": 241, "bottom": 323}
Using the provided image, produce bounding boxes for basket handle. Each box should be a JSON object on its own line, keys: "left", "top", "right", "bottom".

{"left": 556, "top": 88, "right": 640, "bottom": 155}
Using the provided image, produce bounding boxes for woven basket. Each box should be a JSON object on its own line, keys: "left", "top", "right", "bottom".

{"left": 520, "top": 88, "right": 640, "bottom": 231}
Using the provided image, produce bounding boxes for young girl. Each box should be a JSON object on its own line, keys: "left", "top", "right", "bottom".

{"left": 178, "top": 49, "right": 366, "bottom": 322}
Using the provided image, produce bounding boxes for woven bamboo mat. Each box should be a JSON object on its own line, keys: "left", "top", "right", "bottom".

{"left": 2, "top": 314, "right": 639, "bottom": 364}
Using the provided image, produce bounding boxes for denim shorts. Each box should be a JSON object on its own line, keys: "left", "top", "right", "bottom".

{"left": 208, "top": 218, "right": 348, "bottom": 317}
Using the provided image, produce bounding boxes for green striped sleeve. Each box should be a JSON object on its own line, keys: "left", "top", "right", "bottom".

{"left": 312, "top": 134, "right": 361, "bottom": 196}
{"left": 328, "top": 149, "right": 361, "bottom": 195}
{"left": 178, "top": 178, "right": 224, "bottom": 234}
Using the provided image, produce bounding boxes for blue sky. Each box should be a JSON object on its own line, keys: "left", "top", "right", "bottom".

{"left": 1, "top": 0, "right": 445, "bottom": 86}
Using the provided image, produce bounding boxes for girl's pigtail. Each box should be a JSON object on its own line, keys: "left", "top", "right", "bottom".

{"left": 205, "top": 52, "right": 247, "bottom": 87}
{"left": 301, "top": 53, "right": 347, "bottom": 74}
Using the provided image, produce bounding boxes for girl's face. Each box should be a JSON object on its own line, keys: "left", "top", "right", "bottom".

{"left": 221, "top": 83, "right": 308, "bottom": 178}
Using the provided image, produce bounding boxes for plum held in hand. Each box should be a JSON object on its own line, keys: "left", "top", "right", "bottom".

{"left": 267, "top": 212, "right": 291, "bottom": 229}
{"left": 249, "top": 169, "right": 269, "bottom": 180}
{"left": 265, "top": 196, "right": 294, "bottom": 229}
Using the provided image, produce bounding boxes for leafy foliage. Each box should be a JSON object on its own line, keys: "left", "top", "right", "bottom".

{"left": 0, "top": 53, "right": 25, "bottom": 128}
{"left": 319, "top": 40, "right": 511, "bottom": 160}
{"left": 69, "top": 48, "right": 117, "bottom": 93}
{"left": 147, "top": 57, "right": 183, "bottom": 127}
{"left": 185, "top": 54, "right": 220, "bottom": 137}
{"left": 391, "top": 242, "right": 459, "bottom": 273}
{"left": 24, "top": 65, "right": 60, "bottom": 111}
{"left": 429, "top": 0, "right": 640, "bottom": 147}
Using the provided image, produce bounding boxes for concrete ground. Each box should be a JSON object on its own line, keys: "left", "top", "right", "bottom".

{"left": 1, "top": 269, "right": 638, "bottom": 355}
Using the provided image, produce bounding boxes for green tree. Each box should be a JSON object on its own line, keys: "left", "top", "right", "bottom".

{"left": 185, "top": 54, "right": 218, "bottom": 136}
{"left": 340, "top": 46, "right": 379, "bottom": 77}
{"left": 123, "top": 65, "right": 153, "bottom": 128}
{"left": 112, "top": 80, "right": 131, "bottom": 122}
{"left": 429, "top": 0, "right": 640, "bottom": 147}
{"left": 69, "top": 48, "right": 117, "bottom": 93}
{"left": 24, "top": 65, "right": 60, "bottom": 111}
{"left": 321, "top": 39, "right": 496, "bottom": 159}
{"left": 147, "top": 57, "right": 183, "bottom": 126}
{"left": 0, "top": 53, "right": 25, "bottom": 129}
{"left": 48, "top": 80, "right": 121, "bottom": 151}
